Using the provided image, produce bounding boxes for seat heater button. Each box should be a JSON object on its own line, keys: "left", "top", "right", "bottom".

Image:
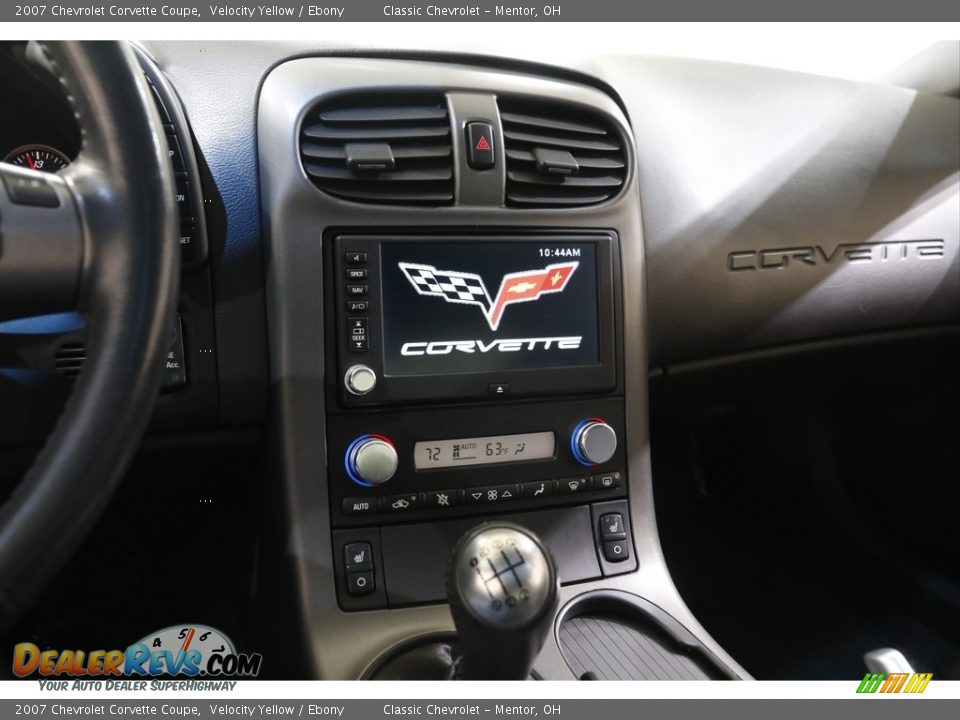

{"left": 344, "top": 542, "right": 373, "bottom": 572}
{"left": 603, "top": 539, "right": 630, "bottom": 563}
{"left": 346, "top": 571, "right": 375, "bottom": 596}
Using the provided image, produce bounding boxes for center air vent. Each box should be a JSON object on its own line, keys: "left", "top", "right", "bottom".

{"left": 499, "top": 99, "right": 627, "bottom": 208}
{"left": 299, "top": 95, "right": 454, "bottom": 206}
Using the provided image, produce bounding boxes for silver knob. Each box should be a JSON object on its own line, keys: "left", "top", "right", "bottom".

{"left": 451, "top": 524, "right": 556, "bottom": 630}
{"left": 448, "top": 523, "right": 559, "bottom": 679}
{"left": 344, "top": 364, "right": 377, "bottom": 395}
{"left": 346, "top": 436, "right": 398, "bottom": 486}
{"left": 572, "top": 419, "right": 617, "bottom": 465}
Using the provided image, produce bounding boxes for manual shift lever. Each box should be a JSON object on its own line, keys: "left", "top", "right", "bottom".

{"left": 447, "top": 522, "right": 559, "bottom": 680}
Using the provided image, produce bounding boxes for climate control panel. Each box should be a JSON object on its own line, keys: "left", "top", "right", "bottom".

{"left": 328, "top": 397, "right": 627, "bottom": 527}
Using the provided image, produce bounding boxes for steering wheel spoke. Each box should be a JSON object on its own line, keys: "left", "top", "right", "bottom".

{"left": 0, "top": 164, "right": 85, "bottom": 322}
{"left": 0, "top": 41, "right": 179, "bottom": 631}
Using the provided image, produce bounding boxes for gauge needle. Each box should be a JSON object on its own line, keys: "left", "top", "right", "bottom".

{"left": 26, "top": 155, "right": 36, "bottom": 170}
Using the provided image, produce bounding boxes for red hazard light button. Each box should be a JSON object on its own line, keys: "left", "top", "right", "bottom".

{"left": 466, "top": 122, "right": 495, "bottom": 170}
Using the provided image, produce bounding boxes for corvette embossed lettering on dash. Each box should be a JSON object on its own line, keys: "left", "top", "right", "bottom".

{"left": 726, "top": 239, "right": 946, "bottom": 272}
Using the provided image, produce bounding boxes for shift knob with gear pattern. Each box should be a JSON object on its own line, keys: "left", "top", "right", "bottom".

{"left": 447, "top": 522, "right": 559, "bottom": 679}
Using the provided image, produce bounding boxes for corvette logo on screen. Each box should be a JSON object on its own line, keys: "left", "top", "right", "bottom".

{"left": 398, "top": 261, "right": 579, "bottom": 331}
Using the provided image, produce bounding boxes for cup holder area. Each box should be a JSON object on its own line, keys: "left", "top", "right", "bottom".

{"left": 556, "top": 590, "right": 737, "bottom": 680}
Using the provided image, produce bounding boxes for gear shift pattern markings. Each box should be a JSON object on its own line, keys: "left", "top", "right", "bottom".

{"left": 472, "top": 545, "right": 530, "bottom": 610}
{"left": 448, "top": 523, "right": 560, "bottom": 679}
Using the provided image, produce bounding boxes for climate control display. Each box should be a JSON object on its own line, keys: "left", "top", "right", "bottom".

{"left": 414, "top": 431, "right": 555, "bottom": 470}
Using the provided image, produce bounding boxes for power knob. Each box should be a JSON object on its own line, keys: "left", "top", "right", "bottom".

{"left": 344, "top": 364, "right": 377, "bottom": 395}
{"left": 345, "top": 434, "right": 398, "bottom": 487}
{"left": 571, "top": 418, "right": 617, "bottom": 466}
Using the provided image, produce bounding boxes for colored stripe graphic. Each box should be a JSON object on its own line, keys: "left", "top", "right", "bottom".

{"left": 857, "top": 672, "right": 932, "bottom": 694}
{"left": 904, "top": 673, "right": 933, "bottom": 694}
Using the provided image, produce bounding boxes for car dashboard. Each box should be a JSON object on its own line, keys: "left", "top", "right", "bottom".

{"left": 1, "top": 39, "right": 957, "bottom": 681}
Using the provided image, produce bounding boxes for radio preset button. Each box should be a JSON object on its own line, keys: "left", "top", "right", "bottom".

{"left": 522, "top": 480, "right": 555, "bottom": 498}
{"left": 346, "top": 268, "right": 368, "bottom": 280}
{"left": 345, "top": 251, "right": 367, "bottom": 265}
{"left": 344, "top": 364, "right": 377, "bottom": 395}
{"left": 346, "top": 284, "right": 368, "bottom": 297}
{"left": 346, "top": 300, "right": 368, "bottom": 313}
{"left": 558, "top": 476, "right": 589, "bottom": 494}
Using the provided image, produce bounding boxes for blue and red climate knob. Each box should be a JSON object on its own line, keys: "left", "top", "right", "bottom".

{"left": 570, "top": 418, "right": 618, "bottom": 466}
{"left": 344, "top": 434, "right": 398, "bottom": 487}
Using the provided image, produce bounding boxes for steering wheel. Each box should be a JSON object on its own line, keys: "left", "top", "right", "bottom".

{"left": 0, "top": 42, "right": 179, "bottom": 630}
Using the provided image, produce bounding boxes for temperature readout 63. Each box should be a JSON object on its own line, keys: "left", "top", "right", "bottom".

{"left": 414, "top": 431, "right": 555, "bottom": 470}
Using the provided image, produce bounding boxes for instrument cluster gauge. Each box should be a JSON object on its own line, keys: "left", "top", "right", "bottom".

{"left": 3, "top": 144, "right": 71, "bottom": 173}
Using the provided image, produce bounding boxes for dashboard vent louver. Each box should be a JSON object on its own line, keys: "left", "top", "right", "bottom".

{"left": 299, "top": 95, "right": 454, "bottom": 206}
{"left": 499, "top": 99, "right": 627, "bottom": 208}
{"left": 54, "top": 342, "right": 85, "bottom": 379}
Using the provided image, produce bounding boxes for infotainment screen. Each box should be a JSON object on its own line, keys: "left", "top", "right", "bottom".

{"left": 380, "top": 241, "right": 600, "bottom": 376}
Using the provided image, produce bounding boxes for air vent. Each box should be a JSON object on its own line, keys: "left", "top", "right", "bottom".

{"left": 300, "top": 95, "right": 454, "bottom": 206}
{"left": 54, "top": 342, "right": 85, "bottom": 378}
{"left": 499, "top": 99, "right": 627, "bottom": 208}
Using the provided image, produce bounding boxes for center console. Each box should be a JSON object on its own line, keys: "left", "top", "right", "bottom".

{"left": 258, "top": 56, "right": 746, "bottom": 680}
{"left": 325, "top": 231, "right": 636, "bottom": 610}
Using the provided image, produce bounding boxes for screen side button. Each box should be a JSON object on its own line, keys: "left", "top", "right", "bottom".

{"left": 488, "top": 383, "right": 510, "bottom": 396}
{"left": 345, "top": 252, "right": 367, "bottom": 265}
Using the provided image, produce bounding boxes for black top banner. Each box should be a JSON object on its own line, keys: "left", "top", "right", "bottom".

{"left": 4, "top": 0, "right": 960, "bottom": 22}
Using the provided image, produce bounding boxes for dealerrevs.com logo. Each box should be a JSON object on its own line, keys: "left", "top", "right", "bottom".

{"left": 12, "top": 624, "right": 262, "bottom": 682}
